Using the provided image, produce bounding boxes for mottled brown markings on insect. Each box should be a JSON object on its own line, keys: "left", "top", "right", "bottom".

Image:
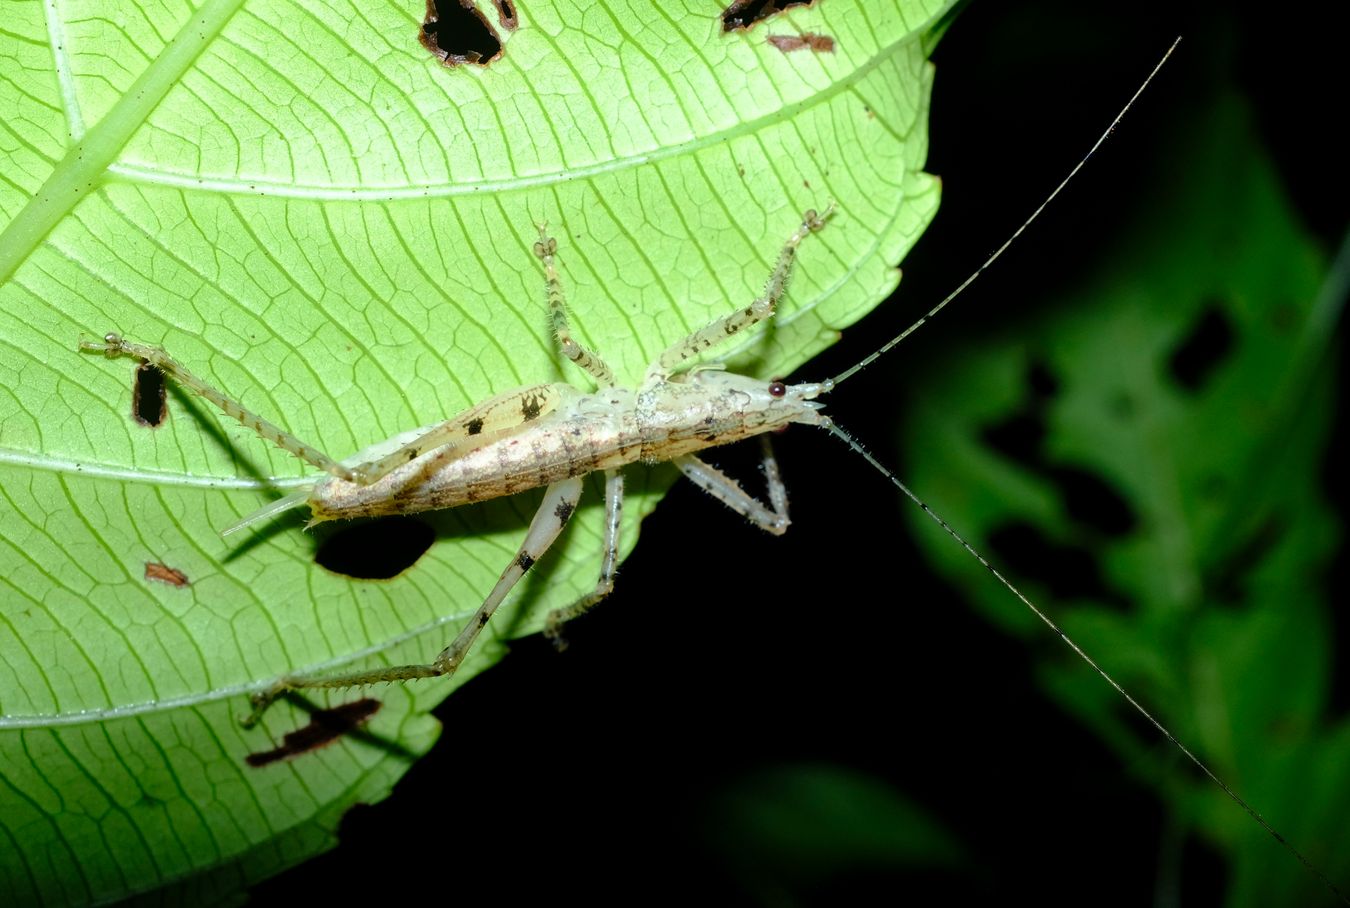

{"left": 144, "top": 561, "right": 189, "bottom": 588}
{"left": 721, "top": 0, "right": 817, "bottom": 32}
{"left": 521, "top": 392, "right": 545, "bottom": 421}
{"left": 516, "top": 551, "right": 535, "bottom": 571}
{"left": 465, "top": 417, "right": 485, "bottom": 435}
{"left": 245, "top": 699, "right": 381, "bottom": 767}
{"left": 554, "top": 499, "right": 575, "bottom": 525}
{"left": 419, "top": 0, "right": 504, "bottom": 67}
{"left": 766, "top": 32, "right": 835, "bottom": 53}
{"left": 132, "top": 361, "right": 167, "bottom": 427}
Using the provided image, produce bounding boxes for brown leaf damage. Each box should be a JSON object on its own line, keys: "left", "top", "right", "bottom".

{"left": 766, "top": 32, "right": 835, "bottom": 53}
{"left": 721, "top": 0, "right": 817, "bottom": 32}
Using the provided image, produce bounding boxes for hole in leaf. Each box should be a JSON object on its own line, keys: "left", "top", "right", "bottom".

{"left": 766, "top": 32, "right": 835, "bottom": 53}
{"left": 1026, "top": 359, "right": 1059, "bottom": 401}
{"left": 132, "top": 361, "right": 168, "bottom": 427}
{"left": 982, "top": 359, "right": 1057, "bottom": 466}
{"left": 1046, "top": 465, "right": 1136, "bottom": 537}
{"left": 982, "top": 411, "right": 1045, "bottom": 468}
{"left": 246, "top": 699, "right": 382, "bottom": 767}
{"left": 420, "top": 0, "right": 503, "bottom": 67}
{"left": 315, "top": 517, "right": 434, "bottom": 579}
{"left": 988, "top": 521, "right": 1129, "bottom": 609}
{"left": 1167, "top": 303, "right": 1235, "bottom": 392}
{"left": 491, "top": 0, "right": 518, "bottom": 30}
{"left": 721, "top": 0, "right": 816, "bottom": 32}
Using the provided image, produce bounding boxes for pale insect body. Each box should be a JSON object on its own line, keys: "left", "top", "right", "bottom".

{"left": 76, "top": 40, "right": 1344, "bottom": 900}
{"left": 82, "top": 207, "right": 833, "bottom": 722}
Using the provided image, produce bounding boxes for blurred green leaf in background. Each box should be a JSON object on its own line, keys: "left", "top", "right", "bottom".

{"left": 0, "top": 0, "right": 957, "bottom": 902}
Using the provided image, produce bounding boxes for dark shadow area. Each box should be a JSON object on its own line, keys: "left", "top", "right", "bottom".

{"left": 132, "top": 361, "right": 167, "bottom": 427}
{"left": 1048, "top": 464, "right": 1136, "bottom": 537}
{"left": 246, "top": 698, "right": 420, "bottom": 767}
{"left": 313, "top": 516, "right": 436, "bottom": 579}
{"left": 988, "top": 521, "right": 1129, "bottom": 609}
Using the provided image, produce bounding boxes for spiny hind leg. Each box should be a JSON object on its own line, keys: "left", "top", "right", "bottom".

{"left": 545, "top": 470, "right": 624, "bottom": 649}
{"left": 675, "top": 436, "right": 791, "bottom": 535}
{"left": 647, "top": 206, "right": 833, "bottom": 380}
{"left": 81, "top": 333, "right": 358, "bottom": 481}
{"left": 534, "top": 223, "right": 615, "bottom": 388}
{"left": 242, "top": 476, "right": 585, "bottom": 727}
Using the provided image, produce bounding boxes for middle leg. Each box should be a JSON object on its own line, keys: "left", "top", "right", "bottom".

{"left": 545, "top": 469, "right": 625, "bottom": 647}
{"left": 243, "top": 476, "right": 585, "bottom": 726}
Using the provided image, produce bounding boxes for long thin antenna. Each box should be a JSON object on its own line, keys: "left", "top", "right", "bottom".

{"left": 823, "top": 418, "right": 1345, "bottom": 902}
{"left": 829, "top": 37, "right": 1181, "bottom": 388}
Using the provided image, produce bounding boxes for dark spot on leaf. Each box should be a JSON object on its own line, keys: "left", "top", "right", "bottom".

{"left": 144, "top": 561, "right": 189, "bottom": 588}
{"left": 1205, "top": 516, "right": 1285, "bottom": 606}
{"left": 979, "top": 359, "right": 1134, "bottom": 538}
{"left": 132, "top": 361, "right": 167, "bottom": 427}
{"left": 766, "top": 32, "right": 834, "bottom": 53}
{"left": 420, "top": 0, "right": 503, "bottom": 67}
{"left": 315, "top": 517, "right": 434, "bottom": 579}
{"left": 982, "top": 411, "right": 1045, "bottom": 468}
{"left": 1046, "top": 465, "right": 1136, "bottom": 537}
{"left": 246, "top": 699, "right": 382, "bottom": 767}
{"left": 1167, "top": 303, "right": 1235, "bottom": 392}
{"left": 1027, "top": 359, "right": 1059, "bottom": 401}
{"left": 988, "top": 522, "right": 1129, "bottom": 609}
{"left": 722, "top": 0, "right": 816, "bottom": 31}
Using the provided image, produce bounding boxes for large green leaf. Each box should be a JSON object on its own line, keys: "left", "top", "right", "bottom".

{"left": 903, "top": 94, "right": 1349, "bottom": 904}
{"left": 0, "top": 0, "right": 953, "bottom": 902}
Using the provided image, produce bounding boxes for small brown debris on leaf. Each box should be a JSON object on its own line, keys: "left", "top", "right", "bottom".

{"left": 246, "top": 699, "right": 382, "bottom": 767}
{"left": 767, "top": 32, "right": 835, "bottom": 53}
{"left": 145, "top": 562, "right": 189, "bottom": 588}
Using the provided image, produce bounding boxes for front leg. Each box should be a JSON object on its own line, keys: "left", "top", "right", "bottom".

{"left": 243, "top": 476, "right": 585, "bottom": 726}
{"left": 80, "top": 332, "right": 359, "bottom": 482}
{"left": 645, "top": 207, "right": 832, "bottom": 381}
{"left": 674, "top": 436, "right": 791, "bottom": 535}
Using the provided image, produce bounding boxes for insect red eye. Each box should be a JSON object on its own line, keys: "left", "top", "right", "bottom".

{"left": 767, "top": 380, "right": 787, "bottom": 398}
